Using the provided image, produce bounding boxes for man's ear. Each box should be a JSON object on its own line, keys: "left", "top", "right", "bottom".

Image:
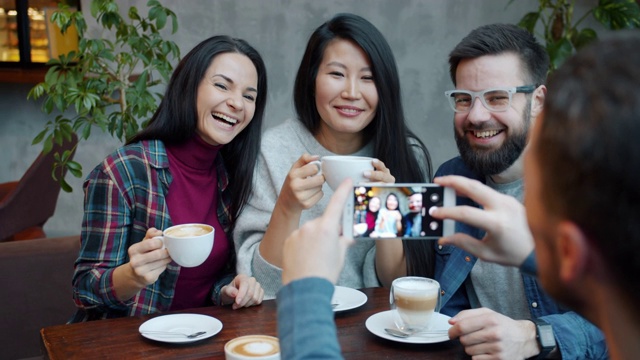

{"left": 555, "top": 221, "right": 589, "bottom": 284}
{"left": 531, "top": 85, "right": 546, "bottom": 120}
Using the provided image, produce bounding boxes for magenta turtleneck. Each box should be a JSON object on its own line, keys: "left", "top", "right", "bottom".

{"left": 165, "top": 135, "right": 230, "bottom": 310}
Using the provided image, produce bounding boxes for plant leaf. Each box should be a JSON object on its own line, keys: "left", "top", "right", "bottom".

{"left": 60, "top": 176, "right": 73, "bottom": 193}
{"left": 43, "top": 136, "right": 53, "bottom": 154}
{"left": 548, "top": 38, "right": 574, "bottom": 70}
{"left": 518, "top": 12, "right": 541, "bottom": 33}
{"left": 573, "top": 28, "right": 598, "bottom": 49}
{"left": 128, "top": 6, "right": 140, "bottom": 21}
{"left": 32, "top": 128, "right": 48, "bottom": 145}
{"left": 595, "top": 0, "right": 640, "bottom": 29}
{"left": 81, "top": 123, "right": 92, "bottom": 139}
{"left": 27, "top": 0, "right": 180, "bottom": 192}
{"left": 67, "top": 160, "right": 83, "bottom": 179}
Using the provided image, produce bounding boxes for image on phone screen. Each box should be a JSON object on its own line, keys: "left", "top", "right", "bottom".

{"left": 350, "top": 184, "right": 453, "bottom": 240}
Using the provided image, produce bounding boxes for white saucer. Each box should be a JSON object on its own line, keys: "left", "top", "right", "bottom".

{"left": 365, "top": 310, "right": 451, "bottom": 344}
{"left": 139, "top": 313, "right": 222, "bottom": 343}
{"left": 332, "top": 286, "right": 368, "bottom": 312}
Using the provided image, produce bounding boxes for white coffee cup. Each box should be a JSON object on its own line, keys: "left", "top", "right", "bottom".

{"left": 310, "top": 155, "right": 374, "bottom": 190}
{"left": 156, "top": 223, "right": 214, "bottom": 268}
{"left": 224, "top": 335, "right": 280, "bottom": 360}
{"left": 390, "top": 276, "right": 441, "bottom": 331}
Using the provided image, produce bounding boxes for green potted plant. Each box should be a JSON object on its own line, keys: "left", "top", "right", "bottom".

{"left": 28, "top": 0, "right": 180, "bottom": 192}
{"left": 514, "top": 0, "right": 640, "bottom": 71}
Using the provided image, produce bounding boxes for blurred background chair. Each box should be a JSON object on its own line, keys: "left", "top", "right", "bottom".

{"left": 0, "top": 134, "right": 78, "bottom": 242}
{"left": 0, "top": 234, "right": 80, "bottom": 359}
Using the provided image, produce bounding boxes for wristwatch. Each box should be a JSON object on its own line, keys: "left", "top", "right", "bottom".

{"left": 533, "top": 318, "right": 556, "bottom": 359}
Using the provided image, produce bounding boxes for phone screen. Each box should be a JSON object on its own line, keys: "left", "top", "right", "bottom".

{"left": 350, "top": 184, "right": 452, "bottom": 239}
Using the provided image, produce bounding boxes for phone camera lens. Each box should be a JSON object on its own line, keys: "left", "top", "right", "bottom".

{"left": 430, "top": 193, "right": 440, "bottom": 203}
{"left": 429, "top": 221, "right": 439, "bottom": 230}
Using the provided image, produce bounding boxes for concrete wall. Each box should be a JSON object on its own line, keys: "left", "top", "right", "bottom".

{"left": 0, "top": 0, "right": 599, "bottom": 237}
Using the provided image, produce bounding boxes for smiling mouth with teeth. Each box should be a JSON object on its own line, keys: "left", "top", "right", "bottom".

{"left": 473, "top": 129, "right": 502, "bottom": 138}
{"left": 212, "top": 112, "right": 238, "bottom": 126}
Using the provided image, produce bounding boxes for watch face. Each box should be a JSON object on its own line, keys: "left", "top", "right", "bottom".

{"left": 538, "top": 325, "right": 555, "bottom": 346}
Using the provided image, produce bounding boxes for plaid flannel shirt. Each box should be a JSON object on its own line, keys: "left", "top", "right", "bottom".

{"left": 70, "top": 140, "right": 235, "bottom": 322}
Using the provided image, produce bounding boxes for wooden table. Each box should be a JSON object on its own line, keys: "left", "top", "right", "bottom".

{"left": 41, "top": 287, "right": 470, "bottom": 359}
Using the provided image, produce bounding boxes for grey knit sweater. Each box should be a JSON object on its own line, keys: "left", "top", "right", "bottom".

{"left": 233, "top": 119, "right": 380, "bottom": 299}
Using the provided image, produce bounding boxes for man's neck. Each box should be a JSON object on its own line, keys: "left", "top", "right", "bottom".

{"left": 488, "top": 156, "right": 524, "bottom": 184}
{"left": 593, "top": 292, "right": 640, "bottom": 360}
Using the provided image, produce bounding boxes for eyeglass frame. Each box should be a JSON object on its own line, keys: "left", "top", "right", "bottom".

{"left": 444, "top": 85, "right": 537, "bottom": 113}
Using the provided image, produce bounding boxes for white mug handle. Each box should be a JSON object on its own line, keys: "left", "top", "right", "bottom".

{"left": 309, "top": 160, "right": 322, "bottom": 176}
{"left": 152, "top": 235, "right": 165, "bottom": 250}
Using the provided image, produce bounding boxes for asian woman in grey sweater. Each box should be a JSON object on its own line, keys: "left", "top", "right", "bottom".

{"left": 234, "top": 13, "right": 434, "bottom": 298}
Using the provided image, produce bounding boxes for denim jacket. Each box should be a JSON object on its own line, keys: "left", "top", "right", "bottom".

{"left": 435, "top": 157, "right": 608, "bottom": 359}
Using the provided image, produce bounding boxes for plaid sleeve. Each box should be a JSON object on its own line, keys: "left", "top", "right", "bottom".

{"left": 72, "top": 156, "right": 137, "bottom": 313}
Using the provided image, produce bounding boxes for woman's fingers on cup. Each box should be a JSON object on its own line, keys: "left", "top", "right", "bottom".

{"left": 127, "top": 246, "right": 171, "bottom": 285}
{"left": 130, "top": 238, "right": 163, "bottom": 257}
{"left": 288, "top": 157, "right": 325, "bottom": 185}
{"left": 143, "top": 227, "right": 163, "bottom": 240}
{"left": 365, "top": 159, "right": 395, "bottom": 183}
{"left": 291, "top": 154, "right": 320, "bottom": 174}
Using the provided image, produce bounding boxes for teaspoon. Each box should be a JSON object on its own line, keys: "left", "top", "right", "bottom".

{"left": 140, "top": 330, "right": 207, "bottom": 339}
{"left": 384, "top": 328, "right": 449, "bottom": 338}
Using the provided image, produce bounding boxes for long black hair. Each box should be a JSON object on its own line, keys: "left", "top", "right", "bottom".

{"left": 128, "top": 35, "right": 268, "bottom": 228}
{"left": 293, "top": 13, "right": 434, "bottom": 277}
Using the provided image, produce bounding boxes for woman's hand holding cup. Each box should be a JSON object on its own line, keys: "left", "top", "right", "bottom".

{"left": 112, "top": 227, "right": 171, "bottom": 301}
{"left": 152, "top": 224, "right": 215, "bottom": 268}
{"left": 278, "top": 154, "right": 326, "bottom": 214}
{"left": 127, "top": 227, "right": 172, "bottom": 287}
{"left": 365, "top": 158, "right": 395, "bottom": 184}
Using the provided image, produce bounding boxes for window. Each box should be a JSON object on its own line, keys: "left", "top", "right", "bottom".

{"left": 0, "top": 0, "right": 79, "bottom": 66}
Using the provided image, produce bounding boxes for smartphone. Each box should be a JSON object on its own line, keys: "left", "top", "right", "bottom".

{"left": 343, "top": 183, "right": 455, "bottom": 240}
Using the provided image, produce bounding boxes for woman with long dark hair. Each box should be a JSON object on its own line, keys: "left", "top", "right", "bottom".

{"left": 235, "top": 13, "right": 433, "bottom": 298}
{"left": 373, "top": 193, "right": 403, "bottom": 238}
{"left": 72, "top": 35, "right": 267, "bottom": 321}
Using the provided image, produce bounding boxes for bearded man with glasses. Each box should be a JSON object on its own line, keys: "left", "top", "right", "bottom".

{"left": 424, "top": 24, "right": 607, "bottom": 359}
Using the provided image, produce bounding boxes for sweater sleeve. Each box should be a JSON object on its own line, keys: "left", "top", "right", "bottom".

{"left": 277, "top": 278, "right": 343, "bottom": 360}
{"left": 233, "top": 148, "right": 286, "bottom": 299}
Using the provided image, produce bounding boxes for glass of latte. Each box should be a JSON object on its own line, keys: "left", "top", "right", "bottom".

{"left": 390, "top": 276, "right": 441, "bottom": 331}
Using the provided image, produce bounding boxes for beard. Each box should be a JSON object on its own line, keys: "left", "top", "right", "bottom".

{"left": 455, "top": 104, "right": 531, "bottom": 177}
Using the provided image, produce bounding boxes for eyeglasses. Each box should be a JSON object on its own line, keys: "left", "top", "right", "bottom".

{"left": 444, "top": 85, "right": 537, "bottom": 113}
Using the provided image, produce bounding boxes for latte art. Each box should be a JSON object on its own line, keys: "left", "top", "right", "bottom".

{"left": 225, "top": 335, "right": 280, "bottom": 359}
{"left": 233, "top": 340, "right": 278, "bottom": 356}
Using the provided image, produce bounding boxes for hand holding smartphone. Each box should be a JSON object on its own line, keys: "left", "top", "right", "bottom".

{"left": 343, "top": 183, "right": 455, "bottom": 240}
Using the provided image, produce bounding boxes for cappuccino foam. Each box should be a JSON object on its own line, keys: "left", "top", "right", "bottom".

{"left": 165, "top": 224, "right": 211, "bottom": 238}
{"left": 394, "top": 279, "right": 439, "bottom": 295}
{"left": 226, "top": 335, "right": 280, "bottom": 358}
